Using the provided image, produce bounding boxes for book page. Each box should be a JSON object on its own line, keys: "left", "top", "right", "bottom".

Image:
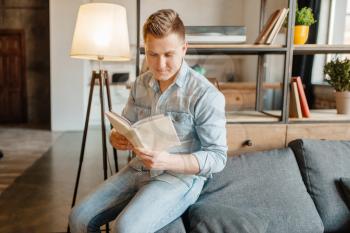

{"left": 127, "top": 130, "right": 144, "bottom": 148}
{"left": 106, "top": 111, "right": 131, "bottom": 126}
{"left": 105, "top": 111, "right": 146, "bottom": 148}
{"left": 133, "top": 115, "right": 181, "bottom": 151}
{"left": 133, "top": 114, "right": 165, "bottom": 127}
{"left": 105, "top": 111, "right": 131, "bottom": 135}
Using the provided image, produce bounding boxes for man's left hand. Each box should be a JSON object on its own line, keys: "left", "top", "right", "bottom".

{"left": 133, "top": 148, "right": 171, "bottom": 170}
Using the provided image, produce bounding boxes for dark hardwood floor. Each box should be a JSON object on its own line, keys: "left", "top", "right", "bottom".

{"left": 0, "top": 127, "right": 61, "bottom": 194}
{"left": 0, "top": 129, "right": 128, "bottom": 233}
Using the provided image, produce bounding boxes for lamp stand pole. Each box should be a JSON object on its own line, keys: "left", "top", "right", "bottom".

{"left": 68, "top": 69, "right": 118, "bottom": 233}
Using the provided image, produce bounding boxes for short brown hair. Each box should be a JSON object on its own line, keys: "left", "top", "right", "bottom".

{"left": 143, "top": 9, "right": 185, "bottom": 42}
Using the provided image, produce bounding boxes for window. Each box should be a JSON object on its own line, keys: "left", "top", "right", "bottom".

{"left": 344, "top": 1, "right": 350, "bottom": 44}
{"left": 311, "top": 0, "right": 349, "bottom": 84}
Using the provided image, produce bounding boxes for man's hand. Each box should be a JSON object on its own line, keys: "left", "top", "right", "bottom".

{"left": 109, "top": 128, "right": 133, "bottom": 150}
{"left": 133, "top": 148, "right": 171, "bottom": 170}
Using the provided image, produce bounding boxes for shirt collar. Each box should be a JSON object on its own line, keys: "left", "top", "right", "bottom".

{"left": 148, "top": 60, "right": 189, "bottom": 90}
{"left": 148, "top": 76, "right": 159, "bottom": 92}
{"left": 174, "top": 60, "right": 189, "bottom": 88}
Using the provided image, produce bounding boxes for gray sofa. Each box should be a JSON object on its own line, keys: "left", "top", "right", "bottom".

{"left": 157, "top": 139, "right": 350, "bottom": 233}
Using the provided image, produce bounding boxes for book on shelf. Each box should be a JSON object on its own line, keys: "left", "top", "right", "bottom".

{"left": 289, "top": 81, "right": 303, "bottom": 118}
{"left": 291, "top": 76, "right": 310, "bottom": 118}
{"left": 105, "top": 111, "right": 181, "bottom": 151}
{"left": 185, "top": 26, "right": 246, "bottom": 44}
{"left": 254, "top": 8, "right": 289, "bottom": 45}
{"left": 266, "top": 8, "right": 289, "bottom": 44}
{"left": 254, "top": 9, "right": 282, "bottom": 44}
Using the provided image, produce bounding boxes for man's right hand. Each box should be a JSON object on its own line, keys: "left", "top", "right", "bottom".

{"left": 109, "top": 128, "right": 133, "bottom": 150}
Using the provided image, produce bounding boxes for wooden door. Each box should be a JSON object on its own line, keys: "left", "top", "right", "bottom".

{"left": 0, "top": 30, "right": 26, "bottom": 123}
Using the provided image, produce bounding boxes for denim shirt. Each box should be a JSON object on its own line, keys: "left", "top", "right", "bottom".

{"left": 122, "top": 61, "right": 227, "bottom": 184}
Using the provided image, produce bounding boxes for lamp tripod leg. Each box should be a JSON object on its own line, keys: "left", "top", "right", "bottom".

{"left": 103, "top": 71, "right": 119, "bottom": 173}
{"left": 67, "top": 72, "right": 97, "bottom": 233}
{"left": 98, "top": 71, "right": 108, "bottom": 181}
{"left": 98, "top": 71, "right": 110, "bottom": 233}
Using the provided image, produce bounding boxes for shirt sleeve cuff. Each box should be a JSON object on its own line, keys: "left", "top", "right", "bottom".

{"left": 192, "top": 151, "right": 210, "bottom": 177}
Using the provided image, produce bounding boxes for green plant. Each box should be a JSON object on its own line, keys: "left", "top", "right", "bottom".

{"left": 295, "top": 6, "right": 316, "bottom": 26}
{"left": 324, "top": 58, "right": 350, "bottom": 92}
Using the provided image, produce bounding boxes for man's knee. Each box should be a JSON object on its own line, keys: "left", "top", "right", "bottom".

{"left": 113, "top": 216, "right": 132, "bottom": 233}
{"left": 69, "top": 205, "right": 83, "bottom": 233}
{"left": 113, "top": 213, "right": 153, "bottom": 233}
{"left": 69, "top": 205, "right": 97, "bottom": 233}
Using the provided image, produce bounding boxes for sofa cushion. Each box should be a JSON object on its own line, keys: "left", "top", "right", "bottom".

{"left": 191, "top": 148, "right": 323, "bottom": 233}
{"left": 156, "top": 217, "right": 186, "bottom": 233}
{"left": 339, "top": 177, "right": 350, "bottom": 210}
{"left": 289, "top": 139, "right": 350, "bottom": 232}
{"left": 188, "top": 203, "right": 268, "bottom": 233}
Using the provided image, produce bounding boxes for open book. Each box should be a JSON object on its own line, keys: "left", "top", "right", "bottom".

{"left": 105, "top": 111, "right": 181, "bottom": 151}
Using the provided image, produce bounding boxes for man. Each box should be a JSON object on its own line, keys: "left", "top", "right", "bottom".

{"left": 69, "top": 9, "right": 227, "bottom": 233}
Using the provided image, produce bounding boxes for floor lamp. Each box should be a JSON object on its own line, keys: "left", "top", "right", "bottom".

{"left": 68, "top": 3, "right": 130, "bottom": 232}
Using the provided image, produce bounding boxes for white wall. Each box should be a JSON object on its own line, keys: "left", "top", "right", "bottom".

{"left": 139, "top": 0, "right": 245, "bottom": 82}
{"left": 91, "top": 0, "right": 243, "bottom": 45}
{"left": 139, "top": 0, "right": 243, "bottom": 28}
{"left": 50, "top": 0, "right": 90, "bottom": 131}
{"left": 240, "top": 0, "right": 260, "bottom": 82}
{"left": 241, "top": 0, "right": 288, "bottom": 83}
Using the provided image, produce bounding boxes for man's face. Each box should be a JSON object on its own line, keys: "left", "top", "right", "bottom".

{"left": 144, "top": 33, "right": 187, "bottom": 82}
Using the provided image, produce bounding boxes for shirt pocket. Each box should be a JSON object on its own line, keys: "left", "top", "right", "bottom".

{"left": 135, "top": 105, "right": 151, "bottom": 121}
{"left": 166, "top": 111, "right": 194, "bottom": 141}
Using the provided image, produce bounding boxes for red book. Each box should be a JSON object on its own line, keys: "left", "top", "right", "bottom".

{"left": 291, "top": 76, "right": 310, "bottom": 118}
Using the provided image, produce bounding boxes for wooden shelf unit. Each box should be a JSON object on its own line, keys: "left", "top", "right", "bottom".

{"left": 289, "top": 109, "right": 350, "bottom": 123}
{"left": 226, "top": 109, "right": 350, "bottom": 124}
{"left": 135, "top": 0, "right": 350, "bottom": 125}
{"left": 293, "top": 44, "right": 350, "bottom": 54}
{"left": 226, "top": 111, "right": 281, "bottom": 123}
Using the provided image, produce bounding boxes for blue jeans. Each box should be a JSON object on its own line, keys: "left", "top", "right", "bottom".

{"left": 69, "top": 164, "right": 205, "bottom": 233}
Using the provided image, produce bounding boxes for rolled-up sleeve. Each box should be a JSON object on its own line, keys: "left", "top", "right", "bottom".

{"left": 192, "top": 87, "right": 227, "bottom": 177}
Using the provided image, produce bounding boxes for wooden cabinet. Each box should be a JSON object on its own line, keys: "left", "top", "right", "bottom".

{"left": 222, "top": 89, "right": 255, "bottom": 111}
{"left": 226, "top": 124, "right": 286, "bottom": 156}
{"left": 286, "top": 123, "right": 350, "bottom": 144}
{"left": 227, "top": 123, "right": 350, "bottom": 156}
{"left": 220, "top": 82, "right": 282, "bottom": 111}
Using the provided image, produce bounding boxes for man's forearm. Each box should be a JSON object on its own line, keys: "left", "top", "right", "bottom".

{"left": 165, "top": 153, "right": 200, "bottom": 174}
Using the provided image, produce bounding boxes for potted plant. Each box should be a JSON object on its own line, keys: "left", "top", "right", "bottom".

{"left": 324, "top": 58, "right": 350, "bottom": 114}
{"left": 294, "top": 6, "right": 316, "bottom": 44}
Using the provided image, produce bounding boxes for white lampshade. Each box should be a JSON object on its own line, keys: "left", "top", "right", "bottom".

{"left": 70, "top": 3, "right": 130, "bottom": 61}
